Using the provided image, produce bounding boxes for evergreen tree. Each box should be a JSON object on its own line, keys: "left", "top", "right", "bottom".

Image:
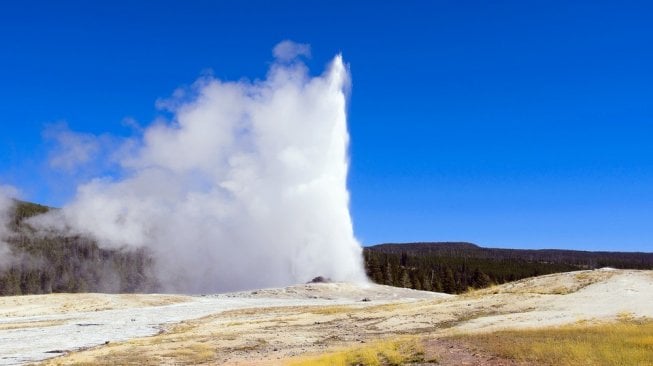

{"left": 367, "top": 255, "right": 384, "bottom": 283}
{"left": 442, "top": 268, "right": 456, "bottom": 294}
{"left": 383, "top": 262, "right": 394, "bottom": 286}
{"left": 412, "top": 273, "right": 422, "bottom": 290}
{"left": 400, "top": 252, "right": 408, "bottom": 267}
{"left": 471, "top": 268, "right": 491, "bottom": 288}
{"left": 422, "top": 272, "right": 432, "bottom": 291}
{"left": 400, "top": 269, "right": 412, "bottom": 288}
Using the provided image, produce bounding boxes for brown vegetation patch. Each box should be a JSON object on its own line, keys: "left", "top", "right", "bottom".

{"left": 456, "top": 318, "right": 653, "bottom": 366}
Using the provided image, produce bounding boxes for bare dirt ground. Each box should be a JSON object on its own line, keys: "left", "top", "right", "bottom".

{"left": 0, "top": 268, "right": 651, "bottom": 365}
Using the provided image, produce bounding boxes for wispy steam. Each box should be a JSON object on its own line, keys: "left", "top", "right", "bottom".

{"left": 0, "top": 185, "right": 19, "bottom": 270}
{"left": 273, "top": 40, "right": 311, "bottom": 61}
{"left": 31, "top": 42, "right": 367, "bottom": 292}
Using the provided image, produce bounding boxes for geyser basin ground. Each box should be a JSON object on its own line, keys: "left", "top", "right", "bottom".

{"left": 0, "top": 283, "right": 441, "bottom": 365}
{"left": 1, "top": 269, "right": 652, "bottom": 365}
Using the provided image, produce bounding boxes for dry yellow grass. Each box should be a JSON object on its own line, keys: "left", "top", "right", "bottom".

{"left": 308, "top": 305, "right": 357, "bottom": 315}
{"left": 43, "top": 318, "right": 219, "bottom": 366}
{"left": 67, "top": 348, "right": 159, "bottom": 366}
{"left": 164, "top": 342, "right": 216, "bottom": 364}
{"left": 285, "top": 336, "right": 427, "bottom": 366}
{"left": 459, "top": 318, "right": 653, "bottom": 366}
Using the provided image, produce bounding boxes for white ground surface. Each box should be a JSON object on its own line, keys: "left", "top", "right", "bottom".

{"left": 0, "top": 283, "right": 442, "bottom": 365}
{"left": 455, "top": 269, "right": 653, "bottom": 333}
{"left": 1, "top": 269, "right": 651, "bottom": 365}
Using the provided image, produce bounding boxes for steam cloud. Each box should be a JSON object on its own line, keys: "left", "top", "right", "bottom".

{"left": 0, "top": 186, "right": 19, "bottom": 270}
{"left": 30, "top": 42, "right": 367, "bottom": 292}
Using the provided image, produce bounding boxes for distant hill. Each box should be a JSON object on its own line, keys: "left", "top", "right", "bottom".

{"left": 363, "top": 242, "right": 653, "bottom": 294}
{"left": 370, "top": 242, "right": 653, "bottom": 267}
{"left": 0, "top": 200, "right": 156, "bottom": 296}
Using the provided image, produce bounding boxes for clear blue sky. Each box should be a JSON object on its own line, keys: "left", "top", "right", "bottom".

{"left": 1, "top": 1, "right": 652, "bottom": 251}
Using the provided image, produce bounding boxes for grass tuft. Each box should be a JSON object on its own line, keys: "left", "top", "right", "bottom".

{"left": 164, "top": 343, "right": 215, "bottom": 363}
{"left": 308, "top": 305, "right": 356, "bottom": 315}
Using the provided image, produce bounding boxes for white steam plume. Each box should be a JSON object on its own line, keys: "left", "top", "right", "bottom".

{"left": 32, "top": 42, "right": 367, "bottom": 292}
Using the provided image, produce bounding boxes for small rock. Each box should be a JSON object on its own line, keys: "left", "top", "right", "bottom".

{"left": 308, "top": 276, "right": 331, "bottom": 283}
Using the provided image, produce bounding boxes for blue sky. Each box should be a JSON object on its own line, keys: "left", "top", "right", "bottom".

{"left": 1, "top": 1, "right": 652, "bottom": 251}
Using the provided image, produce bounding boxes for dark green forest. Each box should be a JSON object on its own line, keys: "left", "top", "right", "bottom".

{"left": 363, "top": 242, "right": 653, "bottom": 294}
{"left": 1, "top": 201, "right": 652, "bottom": 296}
{"left": 0, "top": 201, "right": 156, "bottom": 296}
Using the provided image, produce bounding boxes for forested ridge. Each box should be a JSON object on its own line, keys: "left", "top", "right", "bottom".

{"left": 2, "top": 201, "right": 652, "bottom": 296}
{"left": 363, "top": 242, "right": 653, "bottom": 293}
{"left": 0, "top": 201, "right": 156, "bottom": 296}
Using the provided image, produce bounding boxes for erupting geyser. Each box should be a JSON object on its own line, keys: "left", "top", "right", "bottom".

{"left": 31, "top": 41, "right": 368, "bottom": 292}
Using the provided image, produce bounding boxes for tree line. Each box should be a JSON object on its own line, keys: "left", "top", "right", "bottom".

{"left": 364, "top": 242, "right": 653, "bottom": 294}
{"left": 0, "top": 201, "right": 156, "bottom": 296}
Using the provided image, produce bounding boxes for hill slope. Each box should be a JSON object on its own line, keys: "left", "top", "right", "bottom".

{"left": 0, "top": 201, "right": 156, "bottom": 295}
{"left": 363, "top": 242, "right": 653, "bottom": 293}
